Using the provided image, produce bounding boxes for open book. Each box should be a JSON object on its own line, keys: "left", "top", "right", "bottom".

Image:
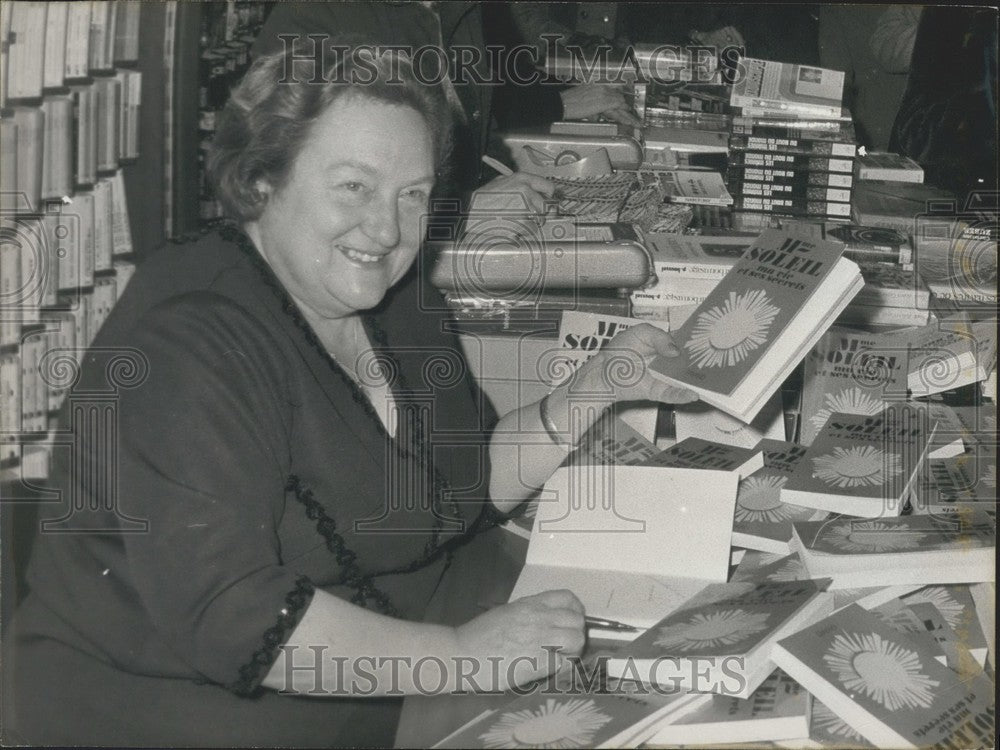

{"left": 508, "top": 464, "right": 739, "bottom": 636}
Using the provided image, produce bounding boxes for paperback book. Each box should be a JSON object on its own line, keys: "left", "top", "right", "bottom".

{"left": 432, "top": 689, "right": 707, "bottom": 749}
{"left": 790, "top": 512, "right": 996, "bottom": 589}
{"left": 923, "top": 402, "right": 973, "bottom": 459}
{"left": 731, "top": 116, "right": 856, "bottom": 141}
{"left": 781, "top": 220, "right": 914, "bottom": 266}
{"left": 659, "top": 169, "right": 733, "bottom": 206}
{"left": 906, "top": 316, "right": 998, "bottom": 398}
{"left": 870, "top": 598, "right": 952, "bottom": 666}
{"left": 804, "top": 698, "right": 875, "bottom": 748}
{"left": 646, "top": 669, "right": 810, "bottom": 745}
{"left": 606, "top": 579, "right": 832, "bottom": 698}
{"left": 730, "top": 551, "right": 920, "bottom": 613}
{"left": 850, "top": 182, "right": 954, "bottom": 234}
{"left": 648, "top": 229, "right": 864, "bottom": 423}
{"left": 732, "top": 439, "right": 829, "bottom": 555}
{"left": 903, "top": 585, "right": 991, "bottom": 668}
{"left": 732, "top": 183, "right": 852, "bottom": 205}
{"left": 729, "top": 168, "right": 854, "bottom": 191}
{"left": 638, "top": 436, "right": 764, "bottom": 477}
{"left": 639, "top": 232, "right": 752, "bottom": 279}
{"left": 729, "top": 135, "right": 856, "bottom": 158}
{"left": 909, "top": 452, "right": 998, "bottom": 515}
{"left": 733, "top": 195, "right": 852, "bottom": 219}
{"left": 673, "top": 391, "right": 785, "bottom": 449}
{"left": 730, "top": 59, "right": 846, "bottom": 118}
{"left": 781, "top": 409, "right": 932, "bottom": 517}
{"left": 852, "top": 263, "right": 930, "bottom": 309}
{"left": 772, "top": 604, "right": 995, "bottom": 749}
{"left": 854, "top": 152, "right": 924, "bottom": 183}
{"left": 509, "top": 464, "right": 739, "bottom": 631}
{"left": 835, "top": 303, "right": 930, "bottom": 329}
{"left": 729, "top": 151, "right": 854, "bottom": 173}
{"left": 800, "top": 327, "right": 909, "bottom": 445}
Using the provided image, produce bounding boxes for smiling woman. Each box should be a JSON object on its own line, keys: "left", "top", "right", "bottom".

{"left": 10, "top": 46, "right": 696, "bottom": 749}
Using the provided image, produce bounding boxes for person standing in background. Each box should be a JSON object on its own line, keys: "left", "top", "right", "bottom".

{"left": 819, "top": 5, "right": 920, "bottom": 150}
{"left": 890, "top": 5, "right": 998, "bottom": 197}
{"left": 253, "top": 1, "right": 639, "bottom": 214}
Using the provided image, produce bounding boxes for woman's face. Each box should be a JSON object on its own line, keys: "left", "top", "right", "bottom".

{"left": 249, "top": 95, "right": 436, "bottom": 320}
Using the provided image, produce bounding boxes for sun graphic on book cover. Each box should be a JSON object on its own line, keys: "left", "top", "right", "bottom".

{"left": 735, "top": 475, "right": 818, "bottom": 524}
{"left": 819, "top": 520, "right": 927, "bottom": 553}
{"left": 479, "top": 698, "right": 612, "bottom": 749}
{"left": 684, "top": 289, "right": 780, "bottom": 368}
{"left": 903, "top": 587, "right": 965, "bottom": 630}
{"left": 811, "top": 446, "right": 902, "bottom": 488}
{"left": 811, "top": 700, "right": 868, "bottom": 744}
{"left": 823, "top": 631, "right": 940, "bottom": 711}
{"left": 653, "top": 608, "right": 772, "bottom": 651}
{"left": 809, "top": 387, "right": 885, "bottom": 435}
{"left": 767, "top": 557, "right": 806, "bottom": 582}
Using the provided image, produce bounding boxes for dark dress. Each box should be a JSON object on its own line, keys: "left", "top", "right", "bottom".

{"left": 9, "top": 227, "right": 498, "bottom": 747}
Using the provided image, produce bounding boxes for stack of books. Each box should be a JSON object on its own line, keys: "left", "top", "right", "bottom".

{"left": 726, "top": 58, "right": 857, "bottom": 223}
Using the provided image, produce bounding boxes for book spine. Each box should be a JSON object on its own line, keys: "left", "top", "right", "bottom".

{"left": 651, "top": 262, "right": 734, "bottom": 279}
{"left": 731, "top": 120, "right": 855, "bottom": 141}
{"left": 731, "top": 152, "right": 854, "bottom": 173}
{"left": 92, "top": 178, "right": 113, "bottom": 272}
{"left": 42, "top": 2, "right": 68, "bottom": 91}
{"left": 64, "top": 1, "right": 91, "bottom": 81}
{"left": 41, "top": 97, "right": 73, "bottom": 200}
{"left": 856, "top": 167, "right": 924, "bottom": 183}
{"left": 12, "top": 108, "right": 44, "bottom": 212}
{"left": 734, "top": 196, "right": 852, "bottom": 218}
{"left": 730, "top": 182, "right": 853, "bottom": 204}
{"left": 0, "top": 119, "right": 17, "bottom": 213}
{"left": 841, "top": 245, "right": 910, "bottom": 265}
{"left": 730, "top": 135, "right": 857, "bottom": 158}
{"left": 0, "top": 242, "right": 20, "bottom": 348}
{"left": 838, "top": 304, "right": 930, "bottom": 327}
{"left": 728, "top": 168, "right": 854, "bottom": 189}
{"left": 6, "top": 2, "right": 47, "bottom": 101}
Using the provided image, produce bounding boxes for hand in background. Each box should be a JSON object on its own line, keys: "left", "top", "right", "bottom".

{"left": 689, "top": 25, "right": 745, "bottom": 50}
{"left": 559, "top": 83, "right": 642, "bottom": 127}
{"left": 454, "top": 589, "right": 585, "bottom": 690}
{"left": 468, "top": 172, "right": 555, "bottom": 218}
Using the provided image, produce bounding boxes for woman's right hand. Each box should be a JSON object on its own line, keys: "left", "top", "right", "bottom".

{"left": 454, "top": 589, "right": 586, "bottom": 691}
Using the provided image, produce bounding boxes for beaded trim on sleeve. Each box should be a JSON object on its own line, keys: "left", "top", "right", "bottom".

{"left": 229, "top": 575, "right": 315, "bottom": 696}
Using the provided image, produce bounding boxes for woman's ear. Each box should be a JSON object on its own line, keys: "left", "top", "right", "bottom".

{"left": 253, "top": 178, "right": 273, "bottom": 201}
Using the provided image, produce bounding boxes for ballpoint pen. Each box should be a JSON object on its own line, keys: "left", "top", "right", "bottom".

{"left": 584, "top": 615, "right": 641, "bottom": 633}
{"left": 476, "top": 603, "right": 640, "bottom": 633}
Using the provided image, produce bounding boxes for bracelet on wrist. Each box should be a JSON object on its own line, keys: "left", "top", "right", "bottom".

{"left": 539, "top": 391, "right": 573, "bottom": 450}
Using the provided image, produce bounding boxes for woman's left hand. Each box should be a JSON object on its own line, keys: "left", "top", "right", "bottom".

{"left": 572, "top": 323, "right": 699, "bottom": 405}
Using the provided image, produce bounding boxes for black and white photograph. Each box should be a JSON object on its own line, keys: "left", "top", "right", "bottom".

{"left": 0, "top": 2, "right": 996, "bottom": 748}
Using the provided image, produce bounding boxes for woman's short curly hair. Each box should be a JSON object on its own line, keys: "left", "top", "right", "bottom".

{"left": 208, "top": 46, "right": 454, "bottom": 222}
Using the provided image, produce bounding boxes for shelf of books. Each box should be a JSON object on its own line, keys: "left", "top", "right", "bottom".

{"left": 1, "top": 1, "right": 146, "bottom": 482}
{"left": 163, "top": 0, "right": 266, "bottom": 237}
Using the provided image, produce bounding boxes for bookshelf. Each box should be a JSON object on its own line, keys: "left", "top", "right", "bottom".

{"left": 1, "top": 1, "right": 146, "bottom": 484}
{"left": 169, "top": 1, "right": 268, "bottom": 235}
{"left": 0, "top": 1, "right": 269, "bottom": 487}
